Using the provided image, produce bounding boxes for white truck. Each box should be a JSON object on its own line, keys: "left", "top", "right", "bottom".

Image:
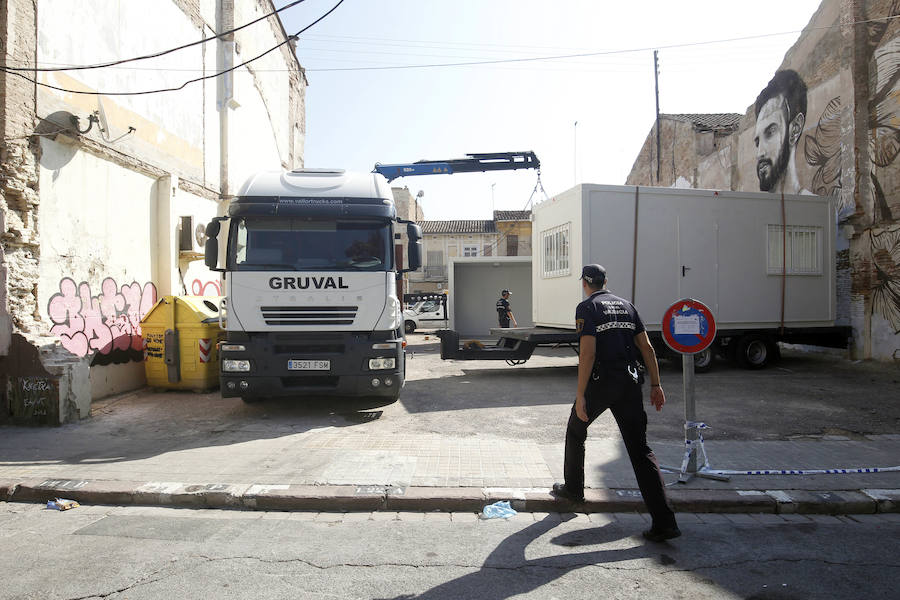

{"left": 204, "top": 169, "right": 423, "bottom": 403}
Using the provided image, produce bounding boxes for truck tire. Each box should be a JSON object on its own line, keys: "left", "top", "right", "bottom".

{"left": 404, "top": 320, "right": 416, "bottom": 334}
{"left": 734, "top": 334, "right": 771, "bottom": 369}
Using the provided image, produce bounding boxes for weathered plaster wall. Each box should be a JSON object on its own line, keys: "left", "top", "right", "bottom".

{"left": 625, "top": 0, "right": 900, "bottom": 361}
{"left": 0, "top": 0, "right": 39, "bottom": 356}
{"left": 626, "top": 119, "right": 702, "bottom": 188}
{"left": 1, "top": 0, "right": 305, "bottom": 420}
{"left": 496, "top": 221, "right": 533, "bottom": 257}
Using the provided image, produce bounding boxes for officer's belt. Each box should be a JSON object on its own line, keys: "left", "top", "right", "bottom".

{"left": 592, "top": 359, "right": 635, "bottom": 372}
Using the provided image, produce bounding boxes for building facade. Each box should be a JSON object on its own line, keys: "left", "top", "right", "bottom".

{"left": 407, "top": 211, "right": 532, "bottom": 294}
{"left": 625, "top": 0, "right": 900, "bottom": 362}
{"left": 0, "top": 0, "right": 305, "bottom": 422}
{"left": 493, "top": 210, "right": 533, "bottom": 257}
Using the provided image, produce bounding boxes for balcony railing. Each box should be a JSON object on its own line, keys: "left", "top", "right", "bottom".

{"left": 422, "top": 265, "right": 447, "bottom": 279}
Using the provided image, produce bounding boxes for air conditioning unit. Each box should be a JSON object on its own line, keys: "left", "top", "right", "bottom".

{"left": 178, "top": 216, "right": 206, "bottom": 260}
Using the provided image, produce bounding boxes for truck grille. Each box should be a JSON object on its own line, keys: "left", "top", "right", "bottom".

{"left": 261, "top": 305, "right": 358, "bottom": 326}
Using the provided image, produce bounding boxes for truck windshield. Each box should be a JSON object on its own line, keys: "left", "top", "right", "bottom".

{"left": 232, "top": 218, "right": 392, "bottom": 271}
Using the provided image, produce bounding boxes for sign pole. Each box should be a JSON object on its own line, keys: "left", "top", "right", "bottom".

{"left": 682, "top": 353, "right": 697, "bottom": 477}
{"left": 659, "top": 298, "right": 729, "bottom": 484}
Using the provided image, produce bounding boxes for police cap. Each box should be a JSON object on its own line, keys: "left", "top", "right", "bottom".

{"left": 580, "top": 264, "right": 606, "bottom": 287}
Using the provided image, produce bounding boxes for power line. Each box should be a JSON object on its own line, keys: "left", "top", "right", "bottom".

{"left": 0, "top": 0, "right": 308, "bottom": 73}
{"left": 0, "top": 0, "right": 344, "bottom": 96}
{"left": 304, "top": 15, "right": 900, "bottom": 73}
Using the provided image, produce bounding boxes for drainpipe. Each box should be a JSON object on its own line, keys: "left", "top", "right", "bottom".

{"left": 217, "top": 0, "right": 234, "bottom": 201}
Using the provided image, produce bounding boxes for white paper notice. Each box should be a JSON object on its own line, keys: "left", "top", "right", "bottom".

{"left": 673, "top": 314, "right": 701, "bottom": 335}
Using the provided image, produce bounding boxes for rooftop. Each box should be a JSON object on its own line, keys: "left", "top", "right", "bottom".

{"left": 493, "top": 210, "right": 532, "bottom": 222}
{"left": 418, "top": 220, "right": 497, "bottom": 234}
{"left": 661, "top": 113, "right": 743, "bottom": 132}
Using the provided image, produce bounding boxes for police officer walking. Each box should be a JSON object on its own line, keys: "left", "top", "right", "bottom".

{"left": 496, "top": 289, "right": 517, "bottom": 328}
{"left": 551, "top": 264, "right": 680, "bottom": 542}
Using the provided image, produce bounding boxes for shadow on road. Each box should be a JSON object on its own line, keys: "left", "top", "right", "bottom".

{"left": 375, "top": 514, "right": 661, "bottom": 600}
{"left": 0, "top": 392, "right": 388, "bottom": 468}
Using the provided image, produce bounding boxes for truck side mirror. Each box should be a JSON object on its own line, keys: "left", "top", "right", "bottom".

{"left": 204, "top": 218, "right": 226, "bottom": 271}
{"left": 406, "top": 223, "right": 423, "bottom": 271}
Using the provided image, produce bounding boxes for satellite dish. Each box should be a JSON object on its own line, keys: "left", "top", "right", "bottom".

{"left": 96, "top": 97, "right": 112, "bottom": 141}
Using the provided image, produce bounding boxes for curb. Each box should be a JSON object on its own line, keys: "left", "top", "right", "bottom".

{"left": 2, "top": 478, "right": 897, "bottom": 515}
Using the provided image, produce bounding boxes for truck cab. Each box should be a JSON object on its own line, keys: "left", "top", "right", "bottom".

{"left": 204, "top": 169, "right": 423, "bottom": 403}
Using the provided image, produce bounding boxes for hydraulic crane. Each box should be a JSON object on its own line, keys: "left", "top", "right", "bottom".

{"left": 373, "top": 151, "right": 540, "bottom": 182}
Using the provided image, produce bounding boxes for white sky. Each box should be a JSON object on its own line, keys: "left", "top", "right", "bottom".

{"left": 277, "top": 0, "right": 823, "bottom": 220}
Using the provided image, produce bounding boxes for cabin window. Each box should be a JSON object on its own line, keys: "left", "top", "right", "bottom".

{"left": 767, "top": 225, "right": 822, "bottom": 275}
{"left": 541, "top": 223, "right": 570, "bottom": 278}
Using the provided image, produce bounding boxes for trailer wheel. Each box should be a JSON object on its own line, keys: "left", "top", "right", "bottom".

{"left": 693, "top": 347, "right": 714, "bottom": 373}
{"left": 404, "top": 320, "right": 416, "bottom": 334}
{"left": 676, "top": 347, "right": 713, "bottom": 373}
{"left": 735, "top": 334, "right": 771, "bottom": 369}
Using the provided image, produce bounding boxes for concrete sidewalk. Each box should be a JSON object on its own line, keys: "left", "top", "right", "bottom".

{"left": 1, "top": 390, "right": 898, "bottom": 515}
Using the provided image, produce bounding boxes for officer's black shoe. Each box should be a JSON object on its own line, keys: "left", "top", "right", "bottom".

{"left": 642, "top": 525, "right": 682, "bottom": 542}
{"left": 550, "top": 483, "right": 584, "bottom": 503}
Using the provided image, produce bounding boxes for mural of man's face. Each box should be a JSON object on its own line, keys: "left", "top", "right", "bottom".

{"left": 754, "top": 95, "right": 792, "bottom": 192}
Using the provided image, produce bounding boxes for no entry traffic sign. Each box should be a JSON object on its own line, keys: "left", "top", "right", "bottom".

{"left": 661, "top": 298, "right": 716, "bottom": 355}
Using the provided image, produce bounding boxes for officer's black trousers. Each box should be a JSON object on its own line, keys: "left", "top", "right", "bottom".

{"left": 564, "top": 373, "right": 676, "bottom": 528}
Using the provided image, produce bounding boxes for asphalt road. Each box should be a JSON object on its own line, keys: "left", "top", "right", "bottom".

{"left": 65, "top": 334, "right": 899, "bottom": 458}
{"left": 397, "top": 334, "right": 900, "bottom": 443}
{"left": 1, "top": 502, "right": 897, "bottom": 600}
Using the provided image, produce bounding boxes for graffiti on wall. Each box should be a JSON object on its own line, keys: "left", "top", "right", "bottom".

{"left": 871, "top": 226, "right": 900, "bottom": 333}
{"left": 47, "top": 278, "right": 158, "bottom": 365}
{"left": 864, "top": 3, "right": 900, "bottom": 340}
{"left": 191, "top": 279, "right": 221, "bottom": 296}
{"left": 754, "top": 69, "right": 811, "bottom": 195}
{"left": 804, "top": 96, "right": 843, "bottom": 199}
{"left": 869, "top": 37, "right": 900, "bottom": 226}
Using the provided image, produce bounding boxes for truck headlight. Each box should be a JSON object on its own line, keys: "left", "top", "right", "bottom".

{"left": 223, "top": 359, "right": 251, "bottom": 372}
{"left": 368, "top": 357, "right": 396, "bottom": 370}
{"left": 221, "top": 344, "right": 246, "bottom": 352}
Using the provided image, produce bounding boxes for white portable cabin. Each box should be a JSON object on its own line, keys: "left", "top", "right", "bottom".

{"left": 531, "top": 184, "right": 836, "bottom": 332}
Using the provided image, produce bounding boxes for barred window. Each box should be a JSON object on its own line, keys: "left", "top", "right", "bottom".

{"left": 541, "top": 223, "right": 570, "bottom": 278}
{"left": 767, "top": 225, "right": 822, "bottom": 275}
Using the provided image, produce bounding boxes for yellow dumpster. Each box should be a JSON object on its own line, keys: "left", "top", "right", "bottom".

{"left": 141, "top": 296, "right": 224, "bottom": 391}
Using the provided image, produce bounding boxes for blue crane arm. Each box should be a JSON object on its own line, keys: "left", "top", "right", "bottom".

{"left": 373, "top": 151, "right": 540, "bottom": 182}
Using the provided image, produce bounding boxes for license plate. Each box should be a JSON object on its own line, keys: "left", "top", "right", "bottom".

{"left": 287, "top": 360, "right": 330, "bottom": 371}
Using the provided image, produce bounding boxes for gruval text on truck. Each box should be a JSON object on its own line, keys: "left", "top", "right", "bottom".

{"left": 204, "top": 169, "right": 423, "bottom": 403}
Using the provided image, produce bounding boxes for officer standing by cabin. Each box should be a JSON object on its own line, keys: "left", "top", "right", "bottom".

{"left": 551, "top": 264, "right": 680, "bottom": 542}
{"left": 496, "top": 289, "right": 517, "bottom": 328}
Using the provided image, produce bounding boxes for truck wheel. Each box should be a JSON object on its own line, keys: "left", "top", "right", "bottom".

{"left": 404, "top": 320, "right": 416, "bottom": 334}
{"left": 735, "top": 334, "right": 770, "bottom": 369}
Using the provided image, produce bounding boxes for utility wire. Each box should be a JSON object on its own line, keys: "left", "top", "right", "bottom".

{"left": 0, "top": 0, "right": 344, "bottom": 96}
{"left": 0, "top": 0, "right": 308, "bottom": 73}
{"left": 304, "top": 14, "right": 900, "bottom": 73}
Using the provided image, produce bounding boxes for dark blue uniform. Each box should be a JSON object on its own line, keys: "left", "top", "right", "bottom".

{"left": 496, "top": 297, "right": 511, "bottom": 327}
{"left": 565, "top": 290, "right": 676, "bottom": 530}
{"left": 575, "top": 290, "right": 643, "bottom": 365}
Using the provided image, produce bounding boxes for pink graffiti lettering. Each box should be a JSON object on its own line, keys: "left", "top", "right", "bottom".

{"left": 191, "top": 279, "right": 222, "bottom": 296}
{"left": 47, "top": 277, "right": 158, "bottom": 359}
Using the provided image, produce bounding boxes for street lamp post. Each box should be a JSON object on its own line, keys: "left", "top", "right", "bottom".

{"left": 574, "top": 120, "right": 579, "bottom": 186}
